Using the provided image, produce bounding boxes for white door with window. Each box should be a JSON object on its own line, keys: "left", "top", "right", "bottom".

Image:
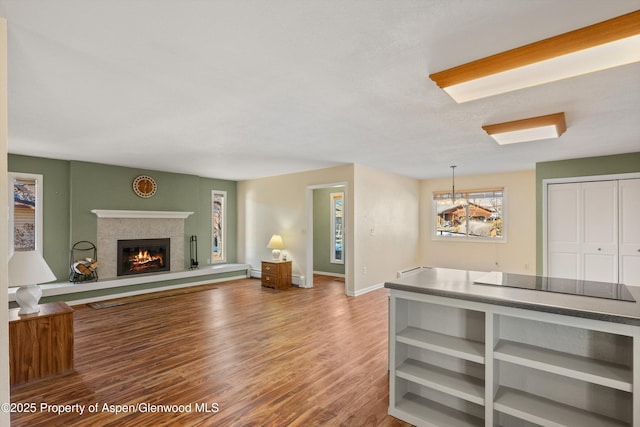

{"left": 546, "top": 177, "right": 640, "bottom": 285}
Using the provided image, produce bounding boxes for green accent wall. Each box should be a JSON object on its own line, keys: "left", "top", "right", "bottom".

{"left": 535, "top": 151, "right": 640, "bottom": 274}
{"left": 9, "top": 154, "right": 237, "bottom": 283}
{"left": 9, "top": 155, "right": 71, "bottom": 279}
{"left": 313, "top": 187, "right": 345, "bottom": 275}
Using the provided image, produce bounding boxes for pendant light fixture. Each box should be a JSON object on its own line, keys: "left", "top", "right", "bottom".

{"left": 449, "top": 165, "right": 467, "bottom": 206}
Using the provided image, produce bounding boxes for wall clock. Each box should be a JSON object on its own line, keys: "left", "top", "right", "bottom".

{"left": 132, "top": 175, "right": 157, "bottom": 198}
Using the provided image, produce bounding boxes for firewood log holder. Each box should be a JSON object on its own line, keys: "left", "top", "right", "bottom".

{"left": 69, "top": 240, "right": 99, "bottom": 283}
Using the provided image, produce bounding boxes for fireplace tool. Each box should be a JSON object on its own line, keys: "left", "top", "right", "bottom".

{"left": 190, "top": 235, "right": 199, "bottom": 270}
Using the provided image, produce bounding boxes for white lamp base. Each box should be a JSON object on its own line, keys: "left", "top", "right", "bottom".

{"left": 15, "top": 284, "right": 42, "bottom": 314}
{"left": 271, "top": 249, "right": 281, "bottom": 260}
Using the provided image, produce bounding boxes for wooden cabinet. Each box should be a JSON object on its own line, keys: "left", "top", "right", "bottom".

{"left": 261, "top": 260, "right": 292, "bottom": 289}
{"left": 9, "top": 301, "right": 74, "bottom": 385}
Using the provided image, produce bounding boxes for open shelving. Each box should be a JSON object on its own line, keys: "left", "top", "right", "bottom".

{"left": 494, "top": 386, "right": 628, "bottom": 427}
{"left": 396, "top": 358, "right": 485, "bottom": 405}
{"left": 494, "top": 339, "right": 632, "bottom": 392}
{"left": 390, "top": 295, "right": 487, "bottom": 425}
{"left": 394, "top": 393, "right": 484, "bottom": 427}
{"left": 396, "top": 327, "right": 485, "bottom": 364}
{"left": 388, "top": 290, "right": 638, "bottom": 426}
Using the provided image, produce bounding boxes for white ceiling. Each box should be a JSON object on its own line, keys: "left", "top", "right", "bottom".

{"left": 1, "top": 0, "right": 639, "bottom": 181}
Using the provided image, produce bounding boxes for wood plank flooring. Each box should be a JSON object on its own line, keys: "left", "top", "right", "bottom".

{"left": 10, "top": 276, "right": 412, "bottom": 426}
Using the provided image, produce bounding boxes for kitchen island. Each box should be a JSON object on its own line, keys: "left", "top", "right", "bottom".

{"left": 385, "top": 267, "right": 640, "bottom": 427}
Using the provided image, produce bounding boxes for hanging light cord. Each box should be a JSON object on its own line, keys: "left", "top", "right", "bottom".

{"left": 451, "top": 165, "right": 456, "bottom": 199}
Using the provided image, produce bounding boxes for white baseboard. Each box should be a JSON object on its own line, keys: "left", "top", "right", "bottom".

{"left": 346, "top": 282, "right": 385, "bottom": 297}
{"left": 396, "top": 266, "right": 432, "bottom": 278}
{"left": 312, "top": 271, "right": 345, "bottom": 278}
{"left": 251, "top": 267, "right": 383, "bottom": 296}
{"left": 251, "top": 268, "right": 306, "bottom": 287}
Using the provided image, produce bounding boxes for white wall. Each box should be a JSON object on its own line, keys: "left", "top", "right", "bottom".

{"left": 239, "top": 166, "right": 534, "bottom": 295}
{"left": 238, "top": 163, "right": 421, "bottom": 295}
{"left": 353, "top": 164, "right": 419, "bottom": 293}
{"left": 1, "top": 17, "right": 10, "bottom": 424}
{"left": 419, "top": 170, "right": 536, "bottom": 274}
{"left": 237, "top": 164, "right": 355, "bottom": 290}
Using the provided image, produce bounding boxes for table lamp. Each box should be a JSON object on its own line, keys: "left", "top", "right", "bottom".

{"left": 267, "top": 235, "right": 284, "bottom": 260}
{"left": 9, "top": 251, "right": 57, "bottom": 314}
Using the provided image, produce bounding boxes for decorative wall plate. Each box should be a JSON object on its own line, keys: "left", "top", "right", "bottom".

{"left": 133, "top": 175, "right": 157, "bottom": 198}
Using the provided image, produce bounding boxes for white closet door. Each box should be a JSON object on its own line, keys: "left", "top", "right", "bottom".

{"left": 547, "top": 183, "right": 580, "bottom": 279}
{"left": 581, "top": 181, "right": 618, "bottom": 283}
{"left": 619, "top": 179, "right": 640, "bottom": 286}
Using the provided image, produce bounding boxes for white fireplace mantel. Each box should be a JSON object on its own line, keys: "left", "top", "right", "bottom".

{"left": 91, "top": 209, "right": 194, "bottom": 219}
{"left": 92, "top": 209, "right": 191, "bottom": 278}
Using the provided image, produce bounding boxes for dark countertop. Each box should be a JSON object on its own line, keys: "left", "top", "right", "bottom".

{"left": 384, "top": 267, "right": 640, "bottom": 326}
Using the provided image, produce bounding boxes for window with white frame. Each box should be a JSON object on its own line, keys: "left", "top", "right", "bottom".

{"left": 330, "top": 192, "right": 344, "bottom": 264}
{"left": 212, "top": 190, "right": 226, "bottom": 262}
{"left": 433, "top": 187, "right": 505, "bottom": 241}
{"left": 9, "top": 172, "right": 43, "bottom": 253}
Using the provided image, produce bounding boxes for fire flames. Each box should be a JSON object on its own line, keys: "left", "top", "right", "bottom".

{"left": 128, "top": 249, "right": 164, "bottom": 271}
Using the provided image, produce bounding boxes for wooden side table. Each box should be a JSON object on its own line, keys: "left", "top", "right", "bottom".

{"left": 9, "top": 301, "right": 74, "bottom": 385}
{"left": 261, "top": 260, "right": 292, "bottom": 289}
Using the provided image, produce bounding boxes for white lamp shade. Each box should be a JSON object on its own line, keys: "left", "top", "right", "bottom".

{"left": 9, "top": 251, "right": 57, "bottom": 287}
{"left": 9, "top": 251, "right": 57, "bottom": 315}
{"left": 267, "top": 235, "right": 284, "bottom": 250}
{"left": 267, "top": 235, "right": 284, "bottom": 260}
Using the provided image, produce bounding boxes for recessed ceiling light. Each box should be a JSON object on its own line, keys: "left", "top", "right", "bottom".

{"left": 482, "top": 112, "right": 566, "bottom": 145}
{"left": 429, "top": 11, "right": 640, "bottom": 103}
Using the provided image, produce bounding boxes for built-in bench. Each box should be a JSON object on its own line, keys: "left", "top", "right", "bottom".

{"left": 9, "top": 263, "right": 251, "bottom": 306}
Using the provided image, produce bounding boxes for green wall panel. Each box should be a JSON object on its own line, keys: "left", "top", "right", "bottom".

{"left": 313, "top": 187, "right": 345, "bottom": 275}
{"left": 8, "top": 155, "right": 70, "bottom": 279}
{"left": 8, "top": 155, "right": 237, "bottom": 283}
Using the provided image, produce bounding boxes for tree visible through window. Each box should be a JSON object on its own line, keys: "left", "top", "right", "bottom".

{"left": 330, "top": 192, "right": 344, "bottom": 263}
{"left": 434, "top": 188, "right": 504, "bottom": 240}
{"left": 212, "top": 190, "right": 226, "bottom": 262}
{"left": 10, "top": 172, "right": 43, "bottom": 253}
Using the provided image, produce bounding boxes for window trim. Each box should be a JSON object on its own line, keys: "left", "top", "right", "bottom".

{"left": 211, "top": 190, "right": 226, "bottom": 263}
{"left": 9, "top": 172, "right": 43, "bottom": 255}
{"left": 330, "top": 191, "right": 344, "bottom": 264}
{"left": 432, "top": 186, "right": 507, "bottom": 243}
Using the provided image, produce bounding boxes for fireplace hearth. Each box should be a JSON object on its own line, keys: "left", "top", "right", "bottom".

{"left": 117, "top": 238, "right": 170, "bottom": 276}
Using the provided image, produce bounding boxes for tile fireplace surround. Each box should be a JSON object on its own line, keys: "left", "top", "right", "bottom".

{"left": 92, "top": 210, "right": 193, "bottom": 279}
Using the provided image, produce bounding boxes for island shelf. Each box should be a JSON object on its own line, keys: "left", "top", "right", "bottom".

{"left": 386, "top": 267, "right": 640, "bottom": 427}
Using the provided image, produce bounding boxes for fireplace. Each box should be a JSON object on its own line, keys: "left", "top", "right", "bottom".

{"left": 117, "top": 238, "right": 170, "bottom": 276}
